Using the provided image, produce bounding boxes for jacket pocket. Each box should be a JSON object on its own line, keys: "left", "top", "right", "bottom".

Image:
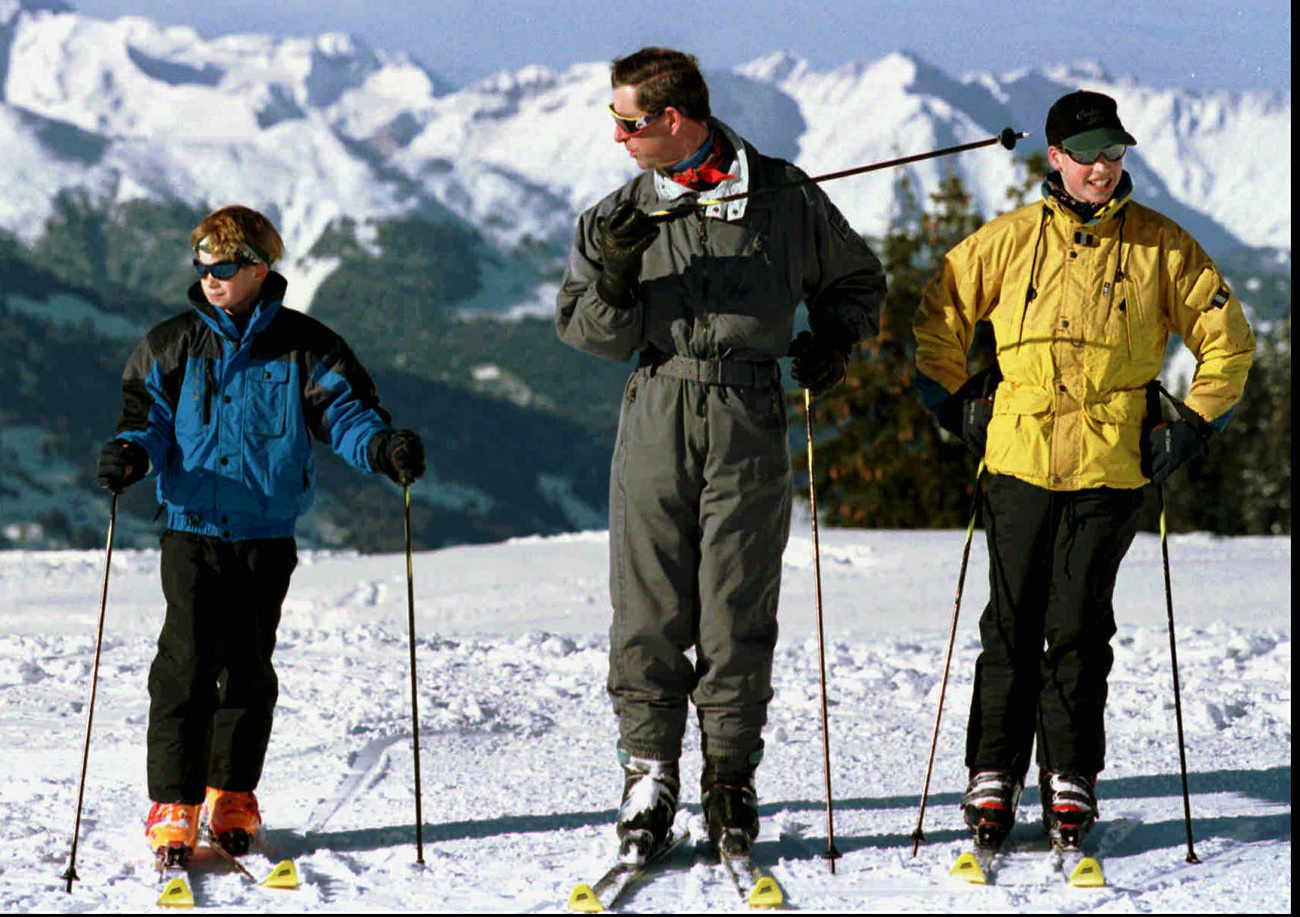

{"left": 1082, "top": 389, "right": 1146, "bottom": 426}
{"left": 245, "top": 360, "right": 290, "bottom": 437}
{"left": 985, "top": 382, "right": 1054, "bottom": 476}
{"left": 174, "top": 357, "right": 209, "bottom": 443}
{"left": 1080, "top": 389, "right": 1146, "bottom": 483}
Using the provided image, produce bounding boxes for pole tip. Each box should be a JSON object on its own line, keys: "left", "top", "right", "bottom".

{"left": 821, "top": 844, "right": 842, "bottom": 875}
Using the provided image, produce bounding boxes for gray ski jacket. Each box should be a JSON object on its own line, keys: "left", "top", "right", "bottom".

{"left": 556, "top": 121, "right": 885, "bottom": 361}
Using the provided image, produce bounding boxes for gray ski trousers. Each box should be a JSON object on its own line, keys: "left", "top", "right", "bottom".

{"left": 607, "top": 362, "right": 792, "bottom": 764}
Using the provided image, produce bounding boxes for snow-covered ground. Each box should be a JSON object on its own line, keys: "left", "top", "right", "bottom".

{"left": 0, "top": 525, "right": 1290, "bottom": 912}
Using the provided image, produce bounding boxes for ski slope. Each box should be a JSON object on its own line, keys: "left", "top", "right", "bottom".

{"left": 0, "top": 525, "right": 1290, "bottom": 912}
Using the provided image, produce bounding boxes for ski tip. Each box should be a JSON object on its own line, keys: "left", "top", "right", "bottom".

{"left": 747, "top": 874, "right": 785, "bottom": 908}
{"left": 261, "top": 859, "right": 300, "bottom": 889}
{"left": 950, "top": 851, "right": 987, "bottom": 885}
{"left": 1068, "top": 856, "right": 1105, "bottom": 888}
{"left": 157, "top": 876, "right": 195, "bottom": 908}
{"left": 567, "top": 882, "right": 605, "bottom": 913}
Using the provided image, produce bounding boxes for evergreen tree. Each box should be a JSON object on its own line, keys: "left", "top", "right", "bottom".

{"left": 800, "top": 169, "right": 994, "bottom": 528}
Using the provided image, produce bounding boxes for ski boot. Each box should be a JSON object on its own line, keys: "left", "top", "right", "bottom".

{"left": 701, "top": 749, "right": 762, "bottom": 857}
{"left": 616, "top": 751, "right": 679, "bottom": 864}
{"left": 1039, "top": 772, "right": 1098, "bottom": 849}
{"left": 961, "top": 770, "right": 1022, "bottom": 850}
{"left": 146, "top": 802, "right": 201, "bottom": 867}
{"left": 204, "top": 787, "right": 261, "bottom": 856}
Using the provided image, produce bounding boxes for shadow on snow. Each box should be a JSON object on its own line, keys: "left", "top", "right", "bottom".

{"left": 279, "top": 764, "right": 1289, "bottom": 862}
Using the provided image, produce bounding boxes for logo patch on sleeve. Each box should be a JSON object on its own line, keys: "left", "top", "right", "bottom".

{"left": 1211, "top": 286, "right": 1231, "bottom": 309}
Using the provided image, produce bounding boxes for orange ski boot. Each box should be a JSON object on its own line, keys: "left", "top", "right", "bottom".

{"left": 146, "top": 802, "right": 201, "bottom": 866}
{"left": 204, "top": 787, "right": 261, "bottom": 855}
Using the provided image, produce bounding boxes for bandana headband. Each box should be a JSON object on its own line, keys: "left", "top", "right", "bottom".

{"left": 195, "top": 235, "right": 273, "bottom": 266}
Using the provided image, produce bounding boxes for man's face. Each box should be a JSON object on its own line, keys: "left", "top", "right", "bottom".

{"left": 611, "top": 84, "right": 676, "bottom": 170}
{"left": 1048, "top": 144, "right": 1125, "bottom": 206}
{"left": 196, "top": 249, "right": 266, "bottom": 315}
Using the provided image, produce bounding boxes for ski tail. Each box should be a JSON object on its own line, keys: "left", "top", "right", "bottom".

{"left": 566, "top": 826, "right": 691, "bottom": 912}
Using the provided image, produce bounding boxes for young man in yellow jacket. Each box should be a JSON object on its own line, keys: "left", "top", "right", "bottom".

{"left": 912, "top": 90, "right": 1254, "bottom": 847}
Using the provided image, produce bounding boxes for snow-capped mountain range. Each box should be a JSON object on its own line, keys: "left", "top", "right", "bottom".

{"left": 1, "top": 0, "right": 1291, "bottom": 314}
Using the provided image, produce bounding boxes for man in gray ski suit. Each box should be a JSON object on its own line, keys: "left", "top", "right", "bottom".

{"left": 556, "top": 47, "right": 885, "bottom": 860}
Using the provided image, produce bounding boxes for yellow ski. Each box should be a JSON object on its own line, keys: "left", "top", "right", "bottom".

{"left": 1067, "top": 855, "right": 1105, "bottom": 888}
{"left": 157, "top": 876, "right": 194, "bottom": 908}
{"left": 567, "top": 882, "right": 605, "bottom": 912}
{"left": 262, "top": 859, "right": 300, "bottom": 889}
{"left": 746, "top": 873, "right": 784, "bottom": 908}
{"left": 949, "top": 850, "right": 989, "bottom": 885}
{"left": 567, "top": 829, "right": 690, "bottom": 912}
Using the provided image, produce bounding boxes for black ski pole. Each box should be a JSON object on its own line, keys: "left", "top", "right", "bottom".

{"left": 62, "top": 492, "right": 119, "bottom": 893}
{"left": 651, "top": 128, "right": 1027, "bottom": 223}
{"left": 403, "top": 483, "right": 426, "bottom": 865}
{"left": 1157, "top": 484, "right": 1201, "bottom": 865}
{"left": 803, "top": 389, "right": 841, "bottom": 873}
{"left": 910, "top": 463, "right": 984, "bottom": 856}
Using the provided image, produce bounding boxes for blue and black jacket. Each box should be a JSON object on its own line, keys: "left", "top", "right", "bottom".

{"left": 114, "top": 273, "right": 393, "bottom": 540}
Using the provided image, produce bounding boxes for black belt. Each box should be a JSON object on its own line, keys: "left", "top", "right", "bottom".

{"left": 640, "top": 352, "right": 780, "bottom": 388}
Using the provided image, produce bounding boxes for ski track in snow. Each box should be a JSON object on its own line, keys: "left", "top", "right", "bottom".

{"left": 0, "top": 531, "right": 1289, "bottom": 912}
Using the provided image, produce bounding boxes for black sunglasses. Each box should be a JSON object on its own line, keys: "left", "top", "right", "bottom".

{"left": 193, "top": 259, "right": 249, "bottom": 280}
{"left": 1064, "top": 143, "right": 1127, "bottom": 165}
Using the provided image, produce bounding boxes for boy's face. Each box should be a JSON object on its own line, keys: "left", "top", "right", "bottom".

{"left": 196, "top": 248, "right": 267, "bottom": 315}
{"left": 1047, "top": 144, "right": 1125, "bottom": 205}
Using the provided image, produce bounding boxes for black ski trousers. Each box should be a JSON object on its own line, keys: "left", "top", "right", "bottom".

{"left": 147, "top": 530, "right": 297, "bottom": 803}
{"left": 966, "top": 474, "right": 1143, "bottom": 781}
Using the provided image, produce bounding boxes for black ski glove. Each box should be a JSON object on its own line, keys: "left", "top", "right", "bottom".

{"left": 1144, "top": 419, "right": 1210, "bottom": 485}
{"left": 595, "top": 200, "right": 659, "bottom": 309}
{"left": 941, "top": 396, "right": 993, "bottom": 458}
{"left": 789, "top": 331, "right": 849, "bottom": 396}
{"left": 96, "top": 439, "right": 148, "bottom": 493}
{"left": 937, "top": 365, "right": 1002, "bottom": 458}
{"left": 368, "top": 429, "right": 426, "bottom": 485}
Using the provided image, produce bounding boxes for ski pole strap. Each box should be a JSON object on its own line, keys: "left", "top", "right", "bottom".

{"left": 641, "top": 352, "right": 780, "bottom": 388}
{"left": 1146, "top": 381, "right": 1214, "bottom": 442}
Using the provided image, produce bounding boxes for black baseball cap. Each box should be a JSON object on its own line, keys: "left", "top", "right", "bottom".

{"left": 1045, "top": 90, "right": 1137, "bottom": 151}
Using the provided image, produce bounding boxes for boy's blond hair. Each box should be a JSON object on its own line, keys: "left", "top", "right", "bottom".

{"left": 190, "top": 205, "right": 284, "bottom": 266}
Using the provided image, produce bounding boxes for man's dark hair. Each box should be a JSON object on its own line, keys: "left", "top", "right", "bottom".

{"left": 611, "top": 47, "right": 711, "bottom": 120}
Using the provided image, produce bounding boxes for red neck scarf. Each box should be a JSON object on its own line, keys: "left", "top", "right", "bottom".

{"left": 669, "top": 131, "right": 736, "bottom": 191}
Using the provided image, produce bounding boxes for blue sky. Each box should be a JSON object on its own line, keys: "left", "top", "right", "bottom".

{"left": 73, "top": 0, "right": 1290, "bottom": 93}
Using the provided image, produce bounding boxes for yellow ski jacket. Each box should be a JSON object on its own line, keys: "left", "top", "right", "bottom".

{"left": 914, "top": 178, "right": 1255, "bottom": 491}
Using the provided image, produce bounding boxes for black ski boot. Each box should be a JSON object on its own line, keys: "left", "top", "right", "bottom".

{"left": 961, "top": 770, "right": 1022, "bottom": 849}
{"left": 616, "top": 751, "right": 679, "bottom": 864}
{"left": 1039, "top": 772, "right": 1098, "bottom": 848}
{"left": 701, "top": 750, "right": 762, "bottom": 856}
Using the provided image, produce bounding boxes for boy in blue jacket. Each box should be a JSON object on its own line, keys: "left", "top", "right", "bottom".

{"left": 96, "top": 205, "right": 425, "bottom": 863}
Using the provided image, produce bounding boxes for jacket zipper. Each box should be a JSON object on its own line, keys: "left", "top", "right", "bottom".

{"left": 697, "top": 213, "right": 710, "bottom": 318}
{"left": 695, "top": 214, "right": 711, "bottom": 419}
